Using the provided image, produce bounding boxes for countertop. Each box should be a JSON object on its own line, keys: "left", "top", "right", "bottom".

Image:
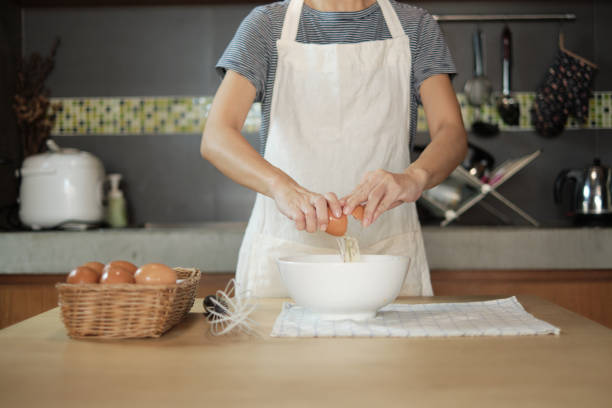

{"left": 0, "top": 295, "right": 611, "bottom": 407}
{"left": 1, "top": 224, "right": 611, "bottom": 273}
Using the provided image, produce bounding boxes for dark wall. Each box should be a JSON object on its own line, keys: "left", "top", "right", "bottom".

{"left": 22, "top": 5, "right": 248, "bottom": 97}
{"left": 415, "top": 0, "right": 612, "bottom": 226}
{"left": 0, "top": 0, "right": 22, "bottom": 229}
{"left": 19, "top": 1, "right": 612, "bottom": 227}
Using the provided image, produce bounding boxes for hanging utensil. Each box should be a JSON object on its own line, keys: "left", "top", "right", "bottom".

{"left": 472, "top": 120, "right": 500, "bottom": 137}
{"left": 464, "top": 29, "right": 492, "bottom": 107}
{"left": 467, "top": 29, "right": 500, "bottom": 138}
{"left": 497, "top": 26, "right": 520, "bottom": 126}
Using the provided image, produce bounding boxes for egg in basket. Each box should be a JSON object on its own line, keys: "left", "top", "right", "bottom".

{"left": 56, "top": 260, "right": 201, "bottom": 339}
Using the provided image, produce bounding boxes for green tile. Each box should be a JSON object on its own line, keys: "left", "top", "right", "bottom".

{"left": 48, "top": 92, "right": 612, "bottom": 136}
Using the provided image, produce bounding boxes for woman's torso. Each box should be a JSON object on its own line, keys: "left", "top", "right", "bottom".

{"left": 216, "top": 0, "right": 455, "bottom": 155}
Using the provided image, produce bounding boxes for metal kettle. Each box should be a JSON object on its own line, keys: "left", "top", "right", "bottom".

{"left": 554, "top": 158, "right": 612, "bottom": 217}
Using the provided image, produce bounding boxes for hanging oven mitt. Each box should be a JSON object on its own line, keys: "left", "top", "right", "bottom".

{"left": 531, "top": 35, "right": 597, "bottom": 138}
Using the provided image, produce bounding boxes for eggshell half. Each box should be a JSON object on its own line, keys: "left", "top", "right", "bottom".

{"left": 326, "top": 208, "right": 348, "bottom": 237}
{"left": 351, "top": 205, "right": 365, "bottom": 221}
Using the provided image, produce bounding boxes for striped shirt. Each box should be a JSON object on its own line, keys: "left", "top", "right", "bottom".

{"left": 216, "top": 0, "right": 456, "bottom": 154}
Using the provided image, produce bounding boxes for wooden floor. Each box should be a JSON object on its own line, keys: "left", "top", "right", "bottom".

{"left": 2, "top": 269, "right": 612, "bottom": 329}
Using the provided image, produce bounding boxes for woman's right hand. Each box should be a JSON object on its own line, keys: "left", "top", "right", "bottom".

{"left": 271, "top": 175, "right": 343, "bottom": 233}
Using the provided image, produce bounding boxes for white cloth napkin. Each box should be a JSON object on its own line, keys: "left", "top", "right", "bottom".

{"left": 270, "top": 296, "right": 560, "bottom": 338}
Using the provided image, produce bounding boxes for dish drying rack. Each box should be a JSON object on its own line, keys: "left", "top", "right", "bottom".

{"left": 421, "top": 150, "right": 542, "bottom": 227}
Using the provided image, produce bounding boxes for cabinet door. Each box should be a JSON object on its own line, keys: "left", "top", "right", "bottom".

{"left": 432, "top": 269, "right": 612, "bottom": 328}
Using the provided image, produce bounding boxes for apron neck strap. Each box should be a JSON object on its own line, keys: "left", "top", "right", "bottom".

{"left": 377, "top": 0, "right": 405, "bottom": 39}
{"left": 280, "top": 0, "right": 304, "bottom": 42}
{"left": 280, "top": 0, "right": 405, "bottom": 42}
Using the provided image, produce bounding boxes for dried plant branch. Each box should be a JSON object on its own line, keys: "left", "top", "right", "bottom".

{"left": 13, "top": 38, "right": 61, "bottom": 157}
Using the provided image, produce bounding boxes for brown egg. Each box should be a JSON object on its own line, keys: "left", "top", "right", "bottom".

{"left": 67, "top": 266, "right": 99, "bottom": 284}
{"left": 104, "top": 260, "right": 138, "bottom": 275}
{"left": 80, "top": 261, "right": 105, "bottom": 277}
{"left": 351, "top": 205, "right": 365, "bottom": 221}
{"left": 326, "top": 208, "right": 348, "bottom": 237}
{"left": 134, "top": 263, "right": 177, "bottom": 285}
{"left": 100, "top": 265, "right": 135, "bottom": 284}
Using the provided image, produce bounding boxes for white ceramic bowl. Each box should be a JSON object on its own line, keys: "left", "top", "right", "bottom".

{"left": 277, "top": 254, "right": 410, "bottom": 321}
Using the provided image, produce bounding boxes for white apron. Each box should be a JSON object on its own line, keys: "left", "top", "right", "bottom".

{"left": 236, "top": 0, "right": 433, "bottom": 297}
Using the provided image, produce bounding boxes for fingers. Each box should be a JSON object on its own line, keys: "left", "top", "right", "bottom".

{"left": 370, "top": 176, "right": 404, "bottom": 224}
{"left": 274, "top": 185, "right": 318, "bottom": 233}
{"left": 342, "top": 184, "right": 370, "bottom": 217}
{"left": 343, "top": 170, "right": 414, "bottom": 227}
{"left": 324, "top": 192, "right": 343, "bottom": 218}
{"left": 299, "top": 192, "right": 343, "bottom": 233}
{"left": 302, "top": 204, "right": 318, "bottom": 233}
{"left": 362, "top": 182, "right": 385, "bottom": 228}
{"left": 312, "top": 195, "right": 329, "bottom": 232}
{"left": 282, "top": 204, "right": 306, "bottom": 231}
{"left": 294, "top": 212, "right": 306, "bottom": 231}
{"left": 298, "top": 194, "right": 329, "bottom": 233}
{"left": 342, "top": 170, "right": 378, "bottom": 220}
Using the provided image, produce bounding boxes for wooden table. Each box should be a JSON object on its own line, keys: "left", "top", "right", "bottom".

{"left": 0, "top": 295, "right": 610, "bottom": 407}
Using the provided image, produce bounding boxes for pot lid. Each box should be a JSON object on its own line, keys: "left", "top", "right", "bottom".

{"left": 22, "top": 149, "right": 104, "bottom": 170}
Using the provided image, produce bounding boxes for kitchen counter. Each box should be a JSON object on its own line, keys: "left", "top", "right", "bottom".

{"left": 0, "top": 295, "right": 610, "bottom": 407}
{"left": 1, "top": 224, "right": 611, "bottom": 273}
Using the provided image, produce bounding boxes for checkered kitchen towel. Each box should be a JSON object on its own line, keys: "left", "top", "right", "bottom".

{"left": 271, "top": 297, "right": 560, "bottom": 337}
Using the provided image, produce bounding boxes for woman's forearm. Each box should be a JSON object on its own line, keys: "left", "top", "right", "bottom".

{"left": 407, "top": 122, "right": 468, "bottom": 190}
{"left": 200, "top": 70, "right": 295, "bottom": 198}
{"left": 200, "top": 122, "right": 291, "bottom": 198}
{"left": 410, "top": 74, "right": 468, "bottom": 190}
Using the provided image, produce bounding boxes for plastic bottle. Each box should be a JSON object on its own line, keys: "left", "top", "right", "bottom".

{"left": 106, "top": 174, "right": 128, "bottom": 228}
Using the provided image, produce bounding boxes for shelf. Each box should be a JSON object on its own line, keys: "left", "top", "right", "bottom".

{"left": 16, "top": 0, "right": 580, "bottom": 9}
{"left": 433, "top": 14, "right": 576, "bottom": 23}
{"left": 17, "top": 0, "right": 262, "bottom": 6}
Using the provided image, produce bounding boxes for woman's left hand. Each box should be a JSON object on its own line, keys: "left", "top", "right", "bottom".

{"left": 341, "top": 167, "right": 430, "bottom": 227}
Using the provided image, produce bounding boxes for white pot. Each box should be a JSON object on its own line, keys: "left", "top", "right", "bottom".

{"left": 18, "top": 148, "right": 106, "bottom": 230}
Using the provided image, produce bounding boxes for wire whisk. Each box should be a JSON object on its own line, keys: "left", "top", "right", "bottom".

{"left": 204, "top": 279, "right": 260, "bottom": 337}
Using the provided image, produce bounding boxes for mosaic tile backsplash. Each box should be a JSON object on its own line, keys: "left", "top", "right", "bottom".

{"left": 50, "top": 92, "right": 612, "bottom": 136}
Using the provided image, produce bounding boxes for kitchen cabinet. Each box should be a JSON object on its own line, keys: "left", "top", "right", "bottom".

{"left": 1, "top": 295, "right": 610, "bottom": 407}
{"left": 0, "top": 275, "right": 63, "bottom": 330}
{"left": 2, "top": 270, "right": 611, "bottom": 329}
{"left": 432, "top": 269, "right": 612, "bottom": 328}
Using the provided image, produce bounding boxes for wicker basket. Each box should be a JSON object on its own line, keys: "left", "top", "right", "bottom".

{"left": 56, "top": 267, "right": 201, "bottom": 339}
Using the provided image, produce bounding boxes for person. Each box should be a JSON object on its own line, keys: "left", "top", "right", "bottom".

{"left": 201, "top": 0, "right": 467, "bottom": 297}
